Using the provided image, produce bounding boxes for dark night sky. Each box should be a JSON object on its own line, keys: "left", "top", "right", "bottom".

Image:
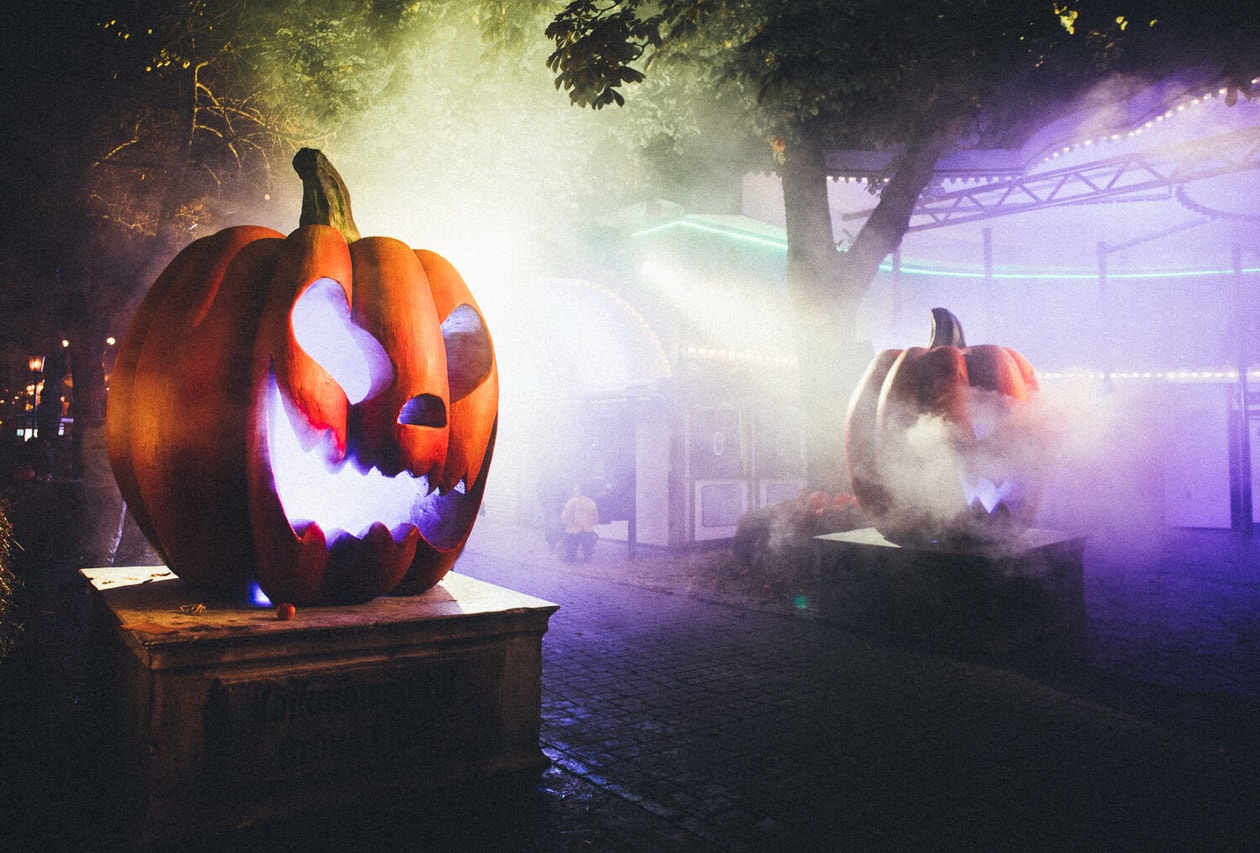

{"left": 0, "top": 0, "right": 180, "bottom": 350}
{"left": 0, "top": 2, "right": 106, "bottom": 265}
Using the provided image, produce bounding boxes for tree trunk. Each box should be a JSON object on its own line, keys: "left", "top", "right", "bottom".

{"left": 780, "top": 123, "right": 956, "bottom": 492}
{"left": 841, "top": 123, "right": 956, "bottom": 290}
{"left": 66, "top": 303, "right": 129, "bottom": 566}
{"left": 782, "top": 132, "right": 852, "bottom": 492}
{"left": 68, "top": 313, "right": 110, "bottom": 474}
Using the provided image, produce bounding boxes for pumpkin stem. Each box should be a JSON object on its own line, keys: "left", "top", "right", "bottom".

{"left": 928, "top": 307, "right": 966, "bottom": 348}
{"left": 292, "top": 148, "right": 362, "bottom": 244}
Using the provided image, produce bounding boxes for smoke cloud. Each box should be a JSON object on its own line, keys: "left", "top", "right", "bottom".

{"left": 1031, "top": 377, "right": 1178, "bottom": 553}
{"left": 857, "top": 368, "right": 1188, "bottom": 553}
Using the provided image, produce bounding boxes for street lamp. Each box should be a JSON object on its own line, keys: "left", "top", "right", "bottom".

{"left": 27, "top": 355, "right": 44, "bottom": 438}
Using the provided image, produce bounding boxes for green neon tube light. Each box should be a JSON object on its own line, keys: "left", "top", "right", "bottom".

{"left": 632, "top": 218, "right": 1260, "bottom": 281}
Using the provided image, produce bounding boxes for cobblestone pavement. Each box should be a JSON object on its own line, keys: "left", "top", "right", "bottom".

{"left": 3, "top": 491, "right": 1260, "bottom": 850}
{"left": 451, "top": 519, "right": 1260, "bottom": 852}
{"left": 1083, "top": 529, "right": 1260, "bottom": 701}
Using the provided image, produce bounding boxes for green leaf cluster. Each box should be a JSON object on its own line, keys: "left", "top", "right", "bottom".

{"left": 252, "top": 0, "right": 422, "bottom": 126}
{"left": 546, "top": 1, "right": 664, "bottom": 108}
{"left": 546, "top": 0, "right": 1260, "bottom": 152}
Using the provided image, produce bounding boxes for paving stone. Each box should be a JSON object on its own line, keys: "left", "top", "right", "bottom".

{"left": 5, "top": 508, "right": 1260, "bottom": 850}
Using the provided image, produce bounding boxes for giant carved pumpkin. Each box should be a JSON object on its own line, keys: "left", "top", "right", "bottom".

{"left": 844, "top": 308, "right": 1046, "bottom": 545}
{"left": 107, "top": 149, "right": 498, "bottom": 605}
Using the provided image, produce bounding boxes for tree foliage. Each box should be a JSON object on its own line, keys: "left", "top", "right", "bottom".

{"left": 548, "top": 1, "right": 1258, "bottom": 148}
{"left": 3, "top": 0, "right": 308, "bottom": 443}
{"left": 586, "top": 0, "right": 1250, "bottom": 173}
{"left": 249, "top": 0, "right": 423, "bottom": 127}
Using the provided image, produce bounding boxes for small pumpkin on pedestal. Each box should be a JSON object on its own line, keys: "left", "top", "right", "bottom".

{"left": 844, "top": 308, "right": 1048, "bottom": 547}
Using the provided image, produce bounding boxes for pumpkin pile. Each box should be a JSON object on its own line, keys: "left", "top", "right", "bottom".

{"left": 107, "top": 150, "right": 498, "bottom": 605}
{"left": 730, "top": 490, "right": 867, "bottom": 593}
{"left": 844, "top": 308, "right": 1046, "bottom": 546}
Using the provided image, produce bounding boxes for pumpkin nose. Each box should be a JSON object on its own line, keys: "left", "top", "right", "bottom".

{"left": 399, "top": 394, "right": 447, "bottom": 429}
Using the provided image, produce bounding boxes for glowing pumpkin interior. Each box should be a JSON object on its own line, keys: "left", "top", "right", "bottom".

{"left": 267, "top": 279, "right": 491, "bottom": 552}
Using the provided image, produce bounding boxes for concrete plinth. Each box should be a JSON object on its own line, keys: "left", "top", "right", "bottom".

{"left": 814, "top": 528, "right": 1086, "bottom": 653}
{"left": 83, "top": 567, "right": 558, "bottom": 849}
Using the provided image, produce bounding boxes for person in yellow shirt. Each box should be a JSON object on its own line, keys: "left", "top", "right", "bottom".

{"left": 560, "top": 485, "right": 599, "bottom": 562}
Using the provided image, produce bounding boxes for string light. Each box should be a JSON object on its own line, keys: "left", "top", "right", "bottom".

{"left": 683, "top": 345, "right": 797, "bottom": 369}
{"left": 880, "top": 262, "right": 1260, "bottom": 280}
{"left": 1040, "top": 369, "right": 1257, "bottom": 383}
{"left": 1036, "top": 77, "right": 1260, "bottom": 166}
{"left": 563, "top": 278, "right": 673, "bottom": 378}
{"left": 829, "top": 80, "right": 1248, "bottom": 183}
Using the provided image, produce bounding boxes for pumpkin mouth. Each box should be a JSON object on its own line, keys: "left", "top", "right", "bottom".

{"left": 961, "top": 475, "right": 1025, "bottom": 516}
{"left": 264, "top": 377, "right": 479, "bottom": 552}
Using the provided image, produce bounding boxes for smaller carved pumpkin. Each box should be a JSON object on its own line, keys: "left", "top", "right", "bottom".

{"left": 845, "top": 308, "right": 1046, "bottom": 545}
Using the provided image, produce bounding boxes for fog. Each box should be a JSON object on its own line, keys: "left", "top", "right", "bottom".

{"left": 225, "top": 17, "right": 1260, "bottom": 549}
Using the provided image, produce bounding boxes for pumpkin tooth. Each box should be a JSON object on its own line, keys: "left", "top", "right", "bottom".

{"left": 391, "top": 522, "right": 420, "bottom": 541}
{"left": 361, "top": 521, "right": 394, "bottom": 548}
{"left": 319, "top": 521, "right": 418, "bottom": 603}
{"left": 435, "top": 473, "right": 468, "bottom": 496}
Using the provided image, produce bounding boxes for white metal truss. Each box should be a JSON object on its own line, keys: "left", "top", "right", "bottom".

{"left": 892, "top": 126, "right": 1260, "bottom": 232}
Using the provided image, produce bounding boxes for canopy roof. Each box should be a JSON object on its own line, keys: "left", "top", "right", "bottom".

{"left": 745, "top": 68, "right": 1260, "bottom": 277}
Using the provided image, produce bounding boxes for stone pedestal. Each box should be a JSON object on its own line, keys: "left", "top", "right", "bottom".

{"left": 83, "top": 567, "right": 557, "bottom": 849}
{"left": 814, "top": 528, "right": 1085, "bottom": 653}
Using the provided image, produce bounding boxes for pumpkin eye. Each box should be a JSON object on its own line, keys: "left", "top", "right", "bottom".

{"left": 442, "top": 304, "right": 493, "bottom": 402}
{"left": 398, "top": 394, "right": 446, "bottom": 428}
{"left": 292, "top": 277, "right": 394, "bottom": 404}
